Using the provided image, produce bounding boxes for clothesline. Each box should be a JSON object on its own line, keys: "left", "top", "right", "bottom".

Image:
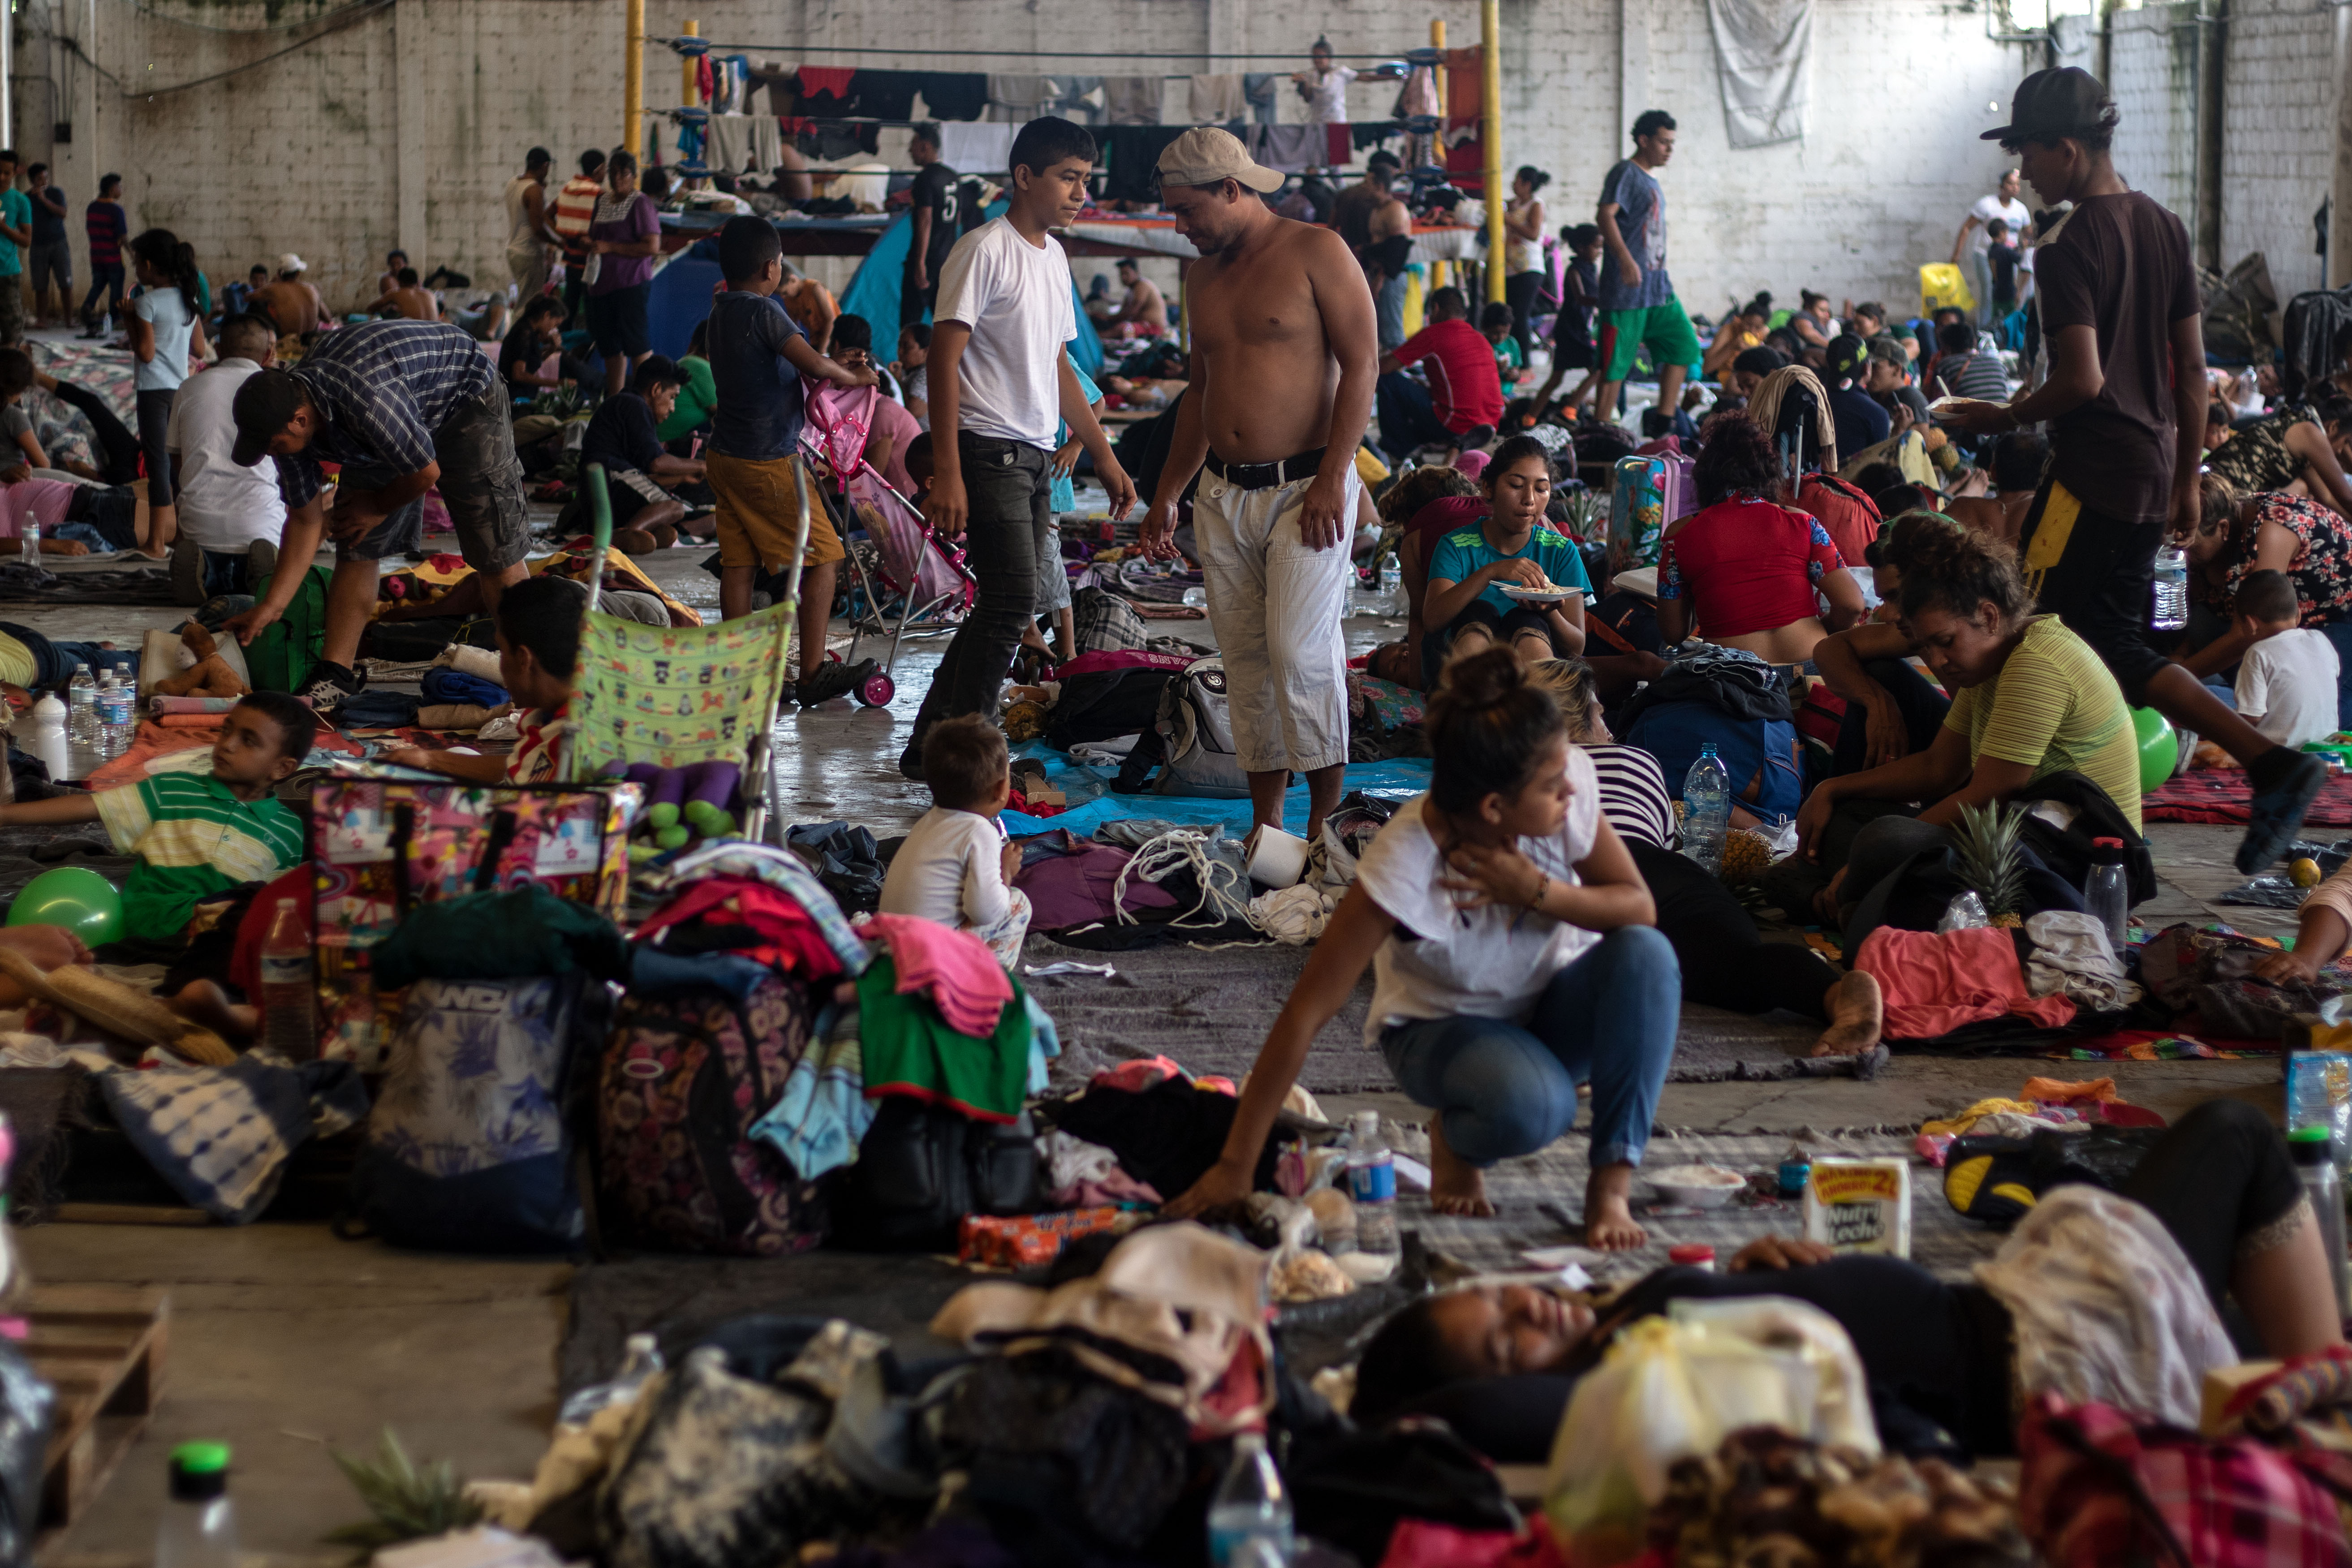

{"left": 649, "top": 37, "right": 1420, "bottom": 62}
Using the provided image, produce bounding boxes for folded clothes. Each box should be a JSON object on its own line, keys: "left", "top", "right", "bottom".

{"left": 420, "top": 666, "right": 508, "bottom": 707}
{"left": 857, "top": 953, "right": 1034, "bottom": 1123}
{"left": 864, "top": 911, "right": 1012, "bottom": 1035}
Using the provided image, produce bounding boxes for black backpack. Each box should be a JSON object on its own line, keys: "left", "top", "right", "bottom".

{"left": 827, "top": 1100, "right": 1039, "bottom": 1252}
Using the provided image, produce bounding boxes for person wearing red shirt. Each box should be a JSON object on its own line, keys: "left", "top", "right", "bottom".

{"left": 1374, "top": 287, "right": 1502, "bottom": 461}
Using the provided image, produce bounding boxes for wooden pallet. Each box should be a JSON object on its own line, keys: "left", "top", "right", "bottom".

{"left": 26, "top": 1284, "right": 169, "bottom": 1545}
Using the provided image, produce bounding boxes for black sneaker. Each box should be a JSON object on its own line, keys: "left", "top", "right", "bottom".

{"left": 168, "top": 538, "right": 205, "bottom": 607}
{"left": 2239, "top": 750, "right": 2329, "bottom": 873}
{"left": 1458, "top": 423, "right": 1496, "bottom": 452}
{"left": 898, "top": 747, "right": 926, "bottom": 782}
{"left": 296, "top": 660, "right": 363, "bottom": 715}
{"left": 795, "top": 657, "right": 877, "bottom": 708}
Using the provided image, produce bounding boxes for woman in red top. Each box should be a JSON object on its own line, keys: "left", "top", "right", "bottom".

{"left": 1658, "top": 412, "right": 1866, "bottom": 665}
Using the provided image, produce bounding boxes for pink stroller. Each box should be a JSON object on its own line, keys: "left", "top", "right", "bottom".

{"left": 801, "top": 382, "right": 975, "bottom": 708}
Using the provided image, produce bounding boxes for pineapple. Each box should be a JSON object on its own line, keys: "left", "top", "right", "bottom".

{"left": 323, "top": 1430, "right": 482, "bottom": 1561}
{"left": 1952, "top": 801, "right": 2028, "bottom": 927}
{"left": 1719, "top": 828, "right": 1773, "bottom": 884}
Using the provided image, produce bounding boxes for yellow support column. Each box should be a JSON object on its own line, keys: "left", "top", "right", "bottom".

{"left": 1431, "top": 18, "right": 1447, "bottom": 118}
{"left": 623, "top": 0, "right": 644, "bottom": 157}
{"left": 682, "top": 19, "right": 701, "bottom": 107}
{"left": 1482, "top": 0, "right": 1503, "bottom": 305}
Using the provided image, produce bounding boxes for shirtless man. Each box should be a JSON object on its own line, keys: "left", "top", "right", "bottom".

{"left": 366, "top": 267, "right": 441, "bottom": 323}
{"left": 1101, "top": 258, "right": 1167, "bottom": 336}
{"left": 1139, "top": 129, "right": 1377, "bottom": 841}
{"left": 252, "top": 256, "right": 325, "bottom": 337}
{"left": 1348, "top": 163, "right": 1416, "bottom": 352}
{"left": 777, "top": 265, "right": 840, "bottom": 355}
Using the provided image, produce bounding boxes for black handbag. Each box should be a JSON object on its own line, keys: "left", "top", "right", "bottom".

{"left": 828, "top": 1100, "right": 1039, "bottom": 1253}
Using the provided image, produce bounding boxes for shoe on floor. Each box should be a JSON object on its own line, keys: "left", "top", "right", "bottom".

{"left": 2238, "top": 750, "right": 2328, "bottom": 873}
{"left": 296, "top": 660, "right": 364, "bottom": 714}
{"left": 168, "top": 538, "right": 205, "bottom": 607}
{"left": 246, "top": 538, "right": 279, "bottom": 587}
{"left": 795, "top": 657, "right": 876, "bottom": 707}
{"left": 898, "top": 746, "right": 926, "bottom": 783}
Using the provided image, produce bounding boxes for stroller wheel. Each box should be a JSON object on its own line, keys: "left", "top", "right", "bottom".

{"left": 856, "top": 671, "right": 896, "bottom": 707}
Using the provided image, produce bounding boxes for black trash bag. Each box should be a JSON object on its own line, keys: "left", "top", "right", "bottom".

{"left": 0, "top": 1341, "right": 51, "bottom": 1566}
{"left": 785, "top": 821, "right": 886, "bottom": 914}
{"left": 931, "top": 1346, "right": 1193, "bottom": 1566}
{"left": 1286, "top": 1417, "right": 1519, "bottom": 1564}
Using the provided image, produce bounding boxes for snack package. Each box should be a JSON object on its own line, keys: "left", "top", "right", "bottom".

{"left": 1802, "top": 1158, "right": 1912, "bottom": 1257}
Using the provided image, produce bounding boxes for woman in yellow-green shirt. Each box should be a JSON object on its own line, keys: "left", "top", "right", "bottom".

{"left": 1792, "top": 517, "right": 2139, "bottom": 929}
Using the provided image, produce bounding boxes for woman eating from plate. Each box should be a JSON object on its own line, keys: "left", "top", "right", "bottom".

{"left": 1418, "top": 436, "right": 1590, "bottom": 681}
{"left": 1164, "top": 650, "right": 1680, "bottom": 1249}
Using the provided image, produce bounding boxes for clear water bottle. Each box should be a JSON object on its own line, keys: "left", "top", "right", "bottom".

{"left": 17, "top": 519, "right": 37, "bottom": 569}
{"left": 2151, "top": 547, "right": 2189, "bottom": 632}
{"left": 1681, "top": 743, "right": 1732, "bottom": 875}
{"left": 2289, "top": 1128, "right": 2349, "bottom": 1321}
{"left": 156, "top": 1442, "right": 236, "bottom": 1568}
{"left": 558, "top": 1332, "right": 664, "bottom": 1427}
{"left": 93, "top": 675, "right": 134, "bottom": 759}
{"left": 1206, "top": 1431, "right": 1294, "bottom": 1567}
{"left": 1379, "top": 554, "right": 1403, "bottom": 614}
{"left": 258, "top": 898, "right": 314, "bottom": 1060}
{"left": 67, "top": 666, "right": 94, "bottom": 741}
{"left": 1345, "top": 1109, "right": 1399, "bottom": 1257}
{"left": 2085, "top": 836, "right": 2130, "bottom": 957}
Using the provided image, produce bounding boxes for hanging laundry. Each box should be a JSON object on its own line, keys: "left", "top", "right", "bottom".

{"left": 1101, "top": 125, "right": 1188, "bottom": 202}
{"left": 855, "top": 69, "right": 922, "bottom": 122}
{"left": 856, "top": 954, "right": 1034, "bottom": 1123}
{"left": 1251, "top": 124, "right": 1323, "bottom": 174}
{"left": 1325, "top": 124, "right": 1352, "bottom": 167}
{"left": 1352, "top": 122, "right": 1401, "bottom": 152}
{"left": 1060, "top": 77, "right": 1107, "bottom": 124}
{"left": 1103, "top": 76, "right": 1164, "bottom": 126}
{"left": 913, "top": 72, "right": 990, "bottom": 122}
{"left": 809, "top": 122, "right": 882, "bottom": 159}
{"left": 750, "top": 61, "right": 797, "bottom": 115}
{"left": 796, "top": 65, "right": 860, "bottom": 116}
{"left": 705, "top": 115, "right": 783, "bottom": 176}
{"left": 863, "top": 911, "right": 1013, "bottom": 1035}
{"left": 1189, "top": 75, "right": 1248, "bottom": 124}
{"left": 938, "top": 121, "right": 1016, "bottom": 173}
{"left": 1243, "top": 73, "right": 1280, "bottom": 125}
{"left": 696, "top": 55, "right": 715, "bottom": 109}
{"left": 989, "top": 74, "right": 1056, "bottom": 124}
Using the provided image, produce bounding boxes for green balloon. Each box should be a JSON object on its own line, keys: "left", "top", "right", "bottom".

{"left": 8, "top": 866, "right": 123, "bottom": 945}
{"left": 2130, "top": 706, "right": 2177, "bottom": 793}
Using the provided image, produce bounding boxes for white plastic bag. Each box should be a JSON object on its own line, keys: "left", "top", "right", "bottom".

{"left": 1543, "top": 1298, "right": 1879, "bottom": 1564}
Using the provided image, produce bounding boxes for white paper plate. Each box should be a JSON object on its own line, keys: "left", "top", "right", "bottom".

{"left": 1499, "top": 585, "right": 1582, "bottom": 603}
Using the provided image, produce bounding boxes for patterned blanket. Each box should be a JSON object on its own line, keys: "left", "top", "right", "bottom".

{"left": 2142, "top": 767, "right": 2352, "bottom": 825}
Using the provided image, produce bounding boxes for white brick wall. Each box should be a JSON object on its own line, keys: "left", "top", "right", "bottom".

{"left": 18, "top": 0, "right": 2345, "bottom": 330}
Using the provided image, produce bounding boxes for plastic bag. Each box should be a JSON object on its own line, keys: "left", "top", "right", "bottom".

{"left": 1543, "top": 1299, "right": 1879, "bottom": 1565}
{"left": 1939, "top": 891, "right": 1991, "bottom": 932}
{"left": 1920, "top": 262, "right": 1975, "bottom": 317}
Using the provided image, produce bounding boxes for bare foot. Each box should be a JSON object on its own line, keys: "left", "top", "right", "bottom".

{"left": 1584, "top": 1162, "right": 1647, "bottom": 1250}
{"left": 1811, "top": 970, "right": 1884, "bottom": 1057}
{"left": 168, "top": 979, "right": 258, "bottom": 1042}
{"left": 1427, "top": 1116, "right": 1495, "bottom": 1216}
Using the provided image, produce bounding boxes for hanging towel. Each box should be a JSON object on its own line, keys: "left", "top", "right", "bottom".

{"left": 1326, "top": 124, "right": 1352, "bottom": 167}
{"left": 856, "top": 954, "right": 1034, "bottom": 1124}
{"left": 1060, "top": 76, "right": 1106, "bottom": 124}
{"left": 938, "top": 121, "right": 1016, "bottom": 174}
{"left": 1706, "top": 0, "right": 1815, "bottom": 148}
{"left": 864, "top": 911, "right": 1014, "bottom": 1035}
{"left": 989, "top": 74, "right": 1055, "bottom": 123}
{"left": 914, "top": 72, "right": 990, "bottom": 123}
{"left": 1251, "top": 124, "right": 1322, "bottom": 174}
{"left": 750, "top": 62, "right": 797, "bottom": 115}
{"left": 1243, "top": 73, "right": 1280, "bottom": 125}
{"left": 704, "top": 115, "right": 772, "bottom": 175}
{"left": 856, "top": 69, "right": 922, "bottom": 122}
{"left": 1102, "top": 126, "right": 1189, "bottom": 202}
{"left": 1189, "top": 74, "right": 1248, "bottom": 124}
{"left": 1104, "top": 76, "right": 1164, "bottom": 126}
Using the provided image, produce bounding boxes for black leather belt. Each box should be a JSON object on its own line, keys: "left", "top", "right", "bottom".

{"left": 1205, "top": 447, "right": 1328, "bottom": 491}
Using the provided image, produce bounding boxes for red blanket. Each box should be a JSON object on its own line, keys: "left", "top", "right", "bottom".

{"left": 2141, "top": 768, "right": 2352, "bottom": 826}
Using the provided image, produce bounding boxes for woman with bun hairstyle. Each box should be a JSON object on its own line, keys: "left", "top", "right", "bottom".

{"left": 1792, "top": 517, "right": 2141, "bottom": 930}
{"left": 1163, "top": 648, "right": 1680, "bottom": 1249}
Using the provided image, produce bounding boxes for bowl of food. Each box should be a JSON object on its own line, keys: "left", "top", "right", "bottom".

{"left": 1646, "top": 1164, "right": 1747, "bottom": 1210}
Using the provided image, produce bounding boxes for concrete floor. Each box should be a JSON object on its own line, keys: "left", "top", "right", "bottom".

{"left": 3, "top": 533, "right": 2303, "bottom": 1561}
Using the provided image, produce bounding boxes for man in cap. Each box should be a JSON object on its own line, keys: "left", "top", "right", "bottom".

{"left": 220, "top": 319, "right": 531, "bottom": 713}
{"left": 1139, "top": 128, "right": 1377, "bottom": 841}
{"left": 252, "top": 255, "right": 324, "bottom": 337}
{"left": 1942, "top": 66, "right": 2327, "bottom": 871}
{"left": 1823, "top": 333, "right": 1890, "bottom": 463}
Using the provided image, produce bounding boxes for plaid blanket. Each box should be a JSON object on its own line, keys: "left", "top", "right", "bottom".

{"left": 92, "top": 1050, "right": 370, "bottom": 1222}
{"left": 2143, "top": 767, "right": 2352, "bottom": 826}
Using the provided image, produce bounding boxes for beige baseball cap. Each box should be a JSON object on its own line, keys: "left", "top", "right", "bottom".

{"left": 1155, "top": 128, "right": 1284, "bottom": 194}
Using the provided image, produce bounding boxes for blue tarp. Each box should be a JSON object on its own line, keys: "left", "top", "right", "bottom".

{"left": 999, "top": 748, "right": 1433, "bottom": 837}
{"left": 839, "top": 203, "right": 1104, "bottom": 380}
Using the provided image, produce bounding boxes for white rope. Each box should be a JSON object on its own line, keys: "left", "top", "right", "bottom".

{"left": 1111, "top": 829, "right": 1254, "bottom": 931}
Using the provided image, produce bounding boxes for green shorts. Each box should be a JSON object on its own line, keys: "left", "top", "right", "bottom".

{"left": 1599, "top": 299, "right": 1702, "bottom": 382}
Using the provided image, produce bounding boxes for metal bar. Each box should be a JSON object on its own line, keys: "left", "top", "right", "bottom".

{"left": 1482, "top": 0, "right": 1504, "bottom": 305}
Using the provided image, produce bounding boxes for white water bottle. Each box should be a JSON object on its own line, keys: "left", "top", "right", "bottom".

{"left": 2151, "top": 547, "right": 2189, "bottom": 632}
{"left": 1682, "top": 743, "right": 1732, "bottom": 875}
{"left": 1207, "top": 1432, "right": 1294, "bottom": 1567}
{"left": 1345, "top": 1109, "right": 1399, "bottom": 1257}
{"left": 156, "top": 1443, "right": 236, "bottom": 1568}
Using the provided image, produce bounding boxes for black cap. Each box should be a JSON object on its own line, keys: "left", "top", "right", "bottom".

{"left": 1733, "top": 345, "right": 1788, "bottom": 379}
{"left": 1827, "top": 332, "right": 1868, "bottom": 382}
{"left": 230, "top": 370, "right": 308, "bottom": 468}
{"left": 1982, "top": 67, "right": 2116, "bottom": 145}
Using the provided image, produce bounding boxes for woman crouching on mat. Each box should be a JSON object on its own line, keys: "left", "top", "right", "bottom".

{"left": 1164, "top": 648, "right": 1680, "bottom": 1249}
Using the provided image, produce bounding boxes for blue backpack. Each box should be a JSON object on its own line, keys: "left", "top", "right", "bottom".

{"left": 1622, "top": 699, "right": 1805, "bottom": 825}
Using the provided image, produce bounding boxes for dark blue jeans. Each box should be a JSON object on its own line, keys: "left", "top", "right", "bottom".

{"left": 905, "top": 435, "right": 1051, "bottom": 759}
{"left": 1375, "top": 371, "right": 1457, "bottom": 462}
{"left": 1379, "top": 925, "right": 1680, "bottom": 1168}
{"left": 0, "top": 620, "right": 137, "bottom": 690}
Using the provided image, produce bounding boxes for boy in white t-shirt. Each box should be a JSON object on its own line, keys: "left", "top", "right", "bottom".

{"left": 2232, "top": 569, "right": 2342, "bottom": 750}
{"left": 878, "top": 714, "right": 1031, "bottom": 966}
{"left": 900, "top": 116, "right": 1137, "bottom": 782}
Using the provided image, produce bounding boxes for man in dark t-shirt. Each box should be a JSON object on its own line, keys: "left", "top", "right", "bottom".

{"left": 1943, "top": 66, "right": 2326, "bottom": 872}
{"left": 902, "top": 124, "right": 958, "bottom": 321}
{"left": 578, "top": 355, "right": 704, "bottom": 552}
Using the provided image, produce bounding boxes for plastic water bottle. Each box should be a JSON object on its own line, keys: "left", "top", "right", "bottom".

{"left": 259, "top": 898, "right": 314, "bottom": 1060}
{"left": 1378, "top": 554, "right": 1403, "bottom": 615}
{"left": 93, "top": 675, "right": 134, "bottom": 759}
{"left": 67, "top": 666, "right": 94, "bottom": 741}
{"left": 1345, "top": 1110, "right": 1399, "bottom": 1257}
{"left": 2085, "top": 836, "right": 2130, "bottom": 957}
{"left": 155, "top": 1442, "right": 236, "bottom": 1568}
{"left": 2289, "top": 1128, "right": 2349, "bottom": 1320}
{"left": 2151, "top": 547, "right": 2189, "bottom": 632}
{"left": 1681, "top": 743, "right": 1732, "bottom": 875}
{"left": 1206, "top": 1431, "right": 1294, "bottom": 1567}
{"left": 17, "top": 519, "right": 37, "bottom": 569}
{"left": 28, "top": 693, "right": 66, "bottom": 781}
{"left": 558, "top": 1332, "right": 664, "bottom": 1428}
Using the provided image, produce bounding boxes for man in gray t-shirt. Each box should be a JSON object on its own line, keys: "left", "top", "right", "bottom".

{"left": 1591, "top": 109, "right": 1701, "bottom": 434}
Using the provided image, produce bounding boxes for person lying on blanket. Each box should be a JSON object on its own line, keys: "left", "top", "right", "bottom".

{"left": 1163, "top": 649, "right": 1680, "bottom": 1249}
{"left": 0, "top": 691, "right": 312, "bottom": 945}
{"left": 1344, "top": 1101, "right": 2343, "bottom": 1464}
{"left": 383, "top": 575, "right": 578, "bottom": 785}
